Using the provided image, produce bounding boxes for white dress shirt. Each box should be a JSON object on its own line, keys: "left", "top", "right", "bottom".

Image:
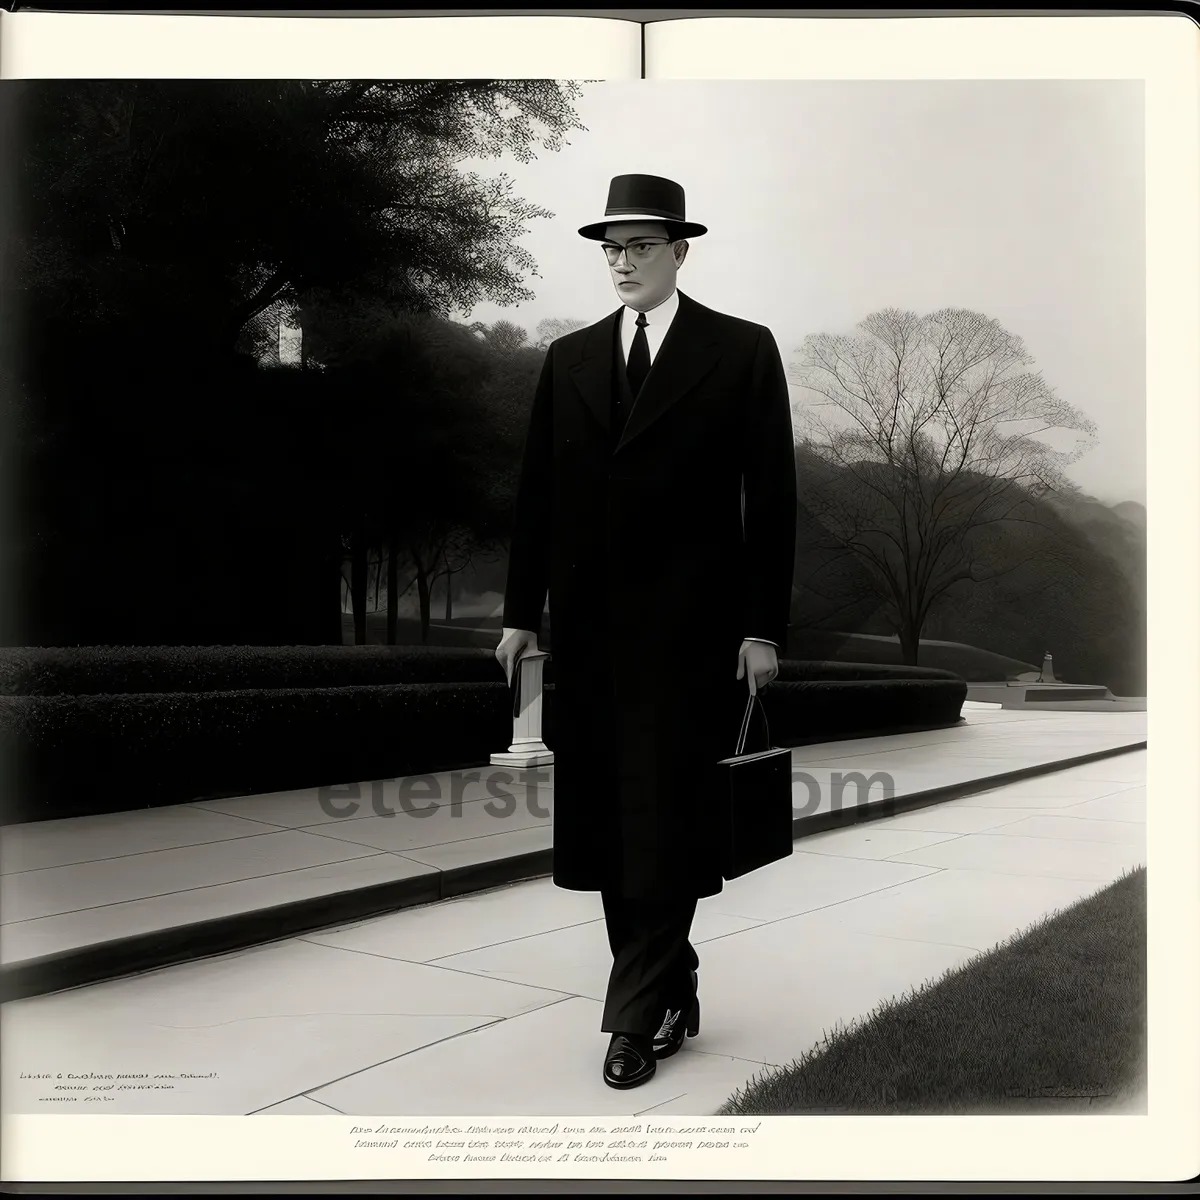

{"left": 503, "top": 288, "right": 778, "bottom": 653}
{"left": 619, "top": 286, "right": 679, "bottom": 368}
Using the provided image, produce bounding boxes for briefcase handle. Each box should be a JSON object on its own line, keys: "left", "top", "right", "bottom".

{"left": 734, "top": 670, "right": 772, "bottom": 756}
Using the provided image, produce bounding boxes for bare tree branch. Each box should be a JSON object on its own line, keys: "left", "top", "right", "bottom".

{"left": 789, "top": 307, "right": 1098, "bottom": 663}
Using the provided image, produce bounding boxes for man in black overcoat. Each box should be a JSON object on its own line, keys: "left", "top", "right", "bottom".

{"left": 497, "top": 174, "right": 797, "bottom": 1090}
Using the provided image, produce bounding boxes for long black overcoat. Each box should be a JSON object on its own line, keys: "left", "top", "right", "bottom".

{"left": 502, "top": 289, "right": 797, "bottom": 900}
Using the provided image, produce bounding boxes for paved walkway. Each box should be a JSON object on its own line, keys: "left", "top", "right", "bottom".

{"left": 0, "top": 708, "right": 1144, "bottom": 991}
{"left": 0, "top": 711, "right": 1145, "bottom": 1117}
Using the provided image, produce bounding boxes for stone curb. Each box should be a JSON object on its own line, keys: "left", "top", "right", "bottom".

{"left": 0, "top": 741, "right": 1144, "bottom": 1003}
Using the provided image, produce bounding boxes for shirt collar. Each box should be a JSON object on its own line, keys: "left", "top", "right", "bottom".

{"left": 624, "top": 287, "right": 679, "bottom": 329}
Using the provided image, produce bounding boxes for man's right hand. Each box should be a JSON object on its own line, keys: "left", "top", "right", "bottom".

{"left": 496, "top": 627, "right": 539, "bottom": 687}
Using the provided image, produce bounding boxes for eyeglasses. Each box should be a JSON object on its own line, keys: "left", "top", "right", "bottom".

{"left": 601, "top": 238, "right": 674, "bottom": 266}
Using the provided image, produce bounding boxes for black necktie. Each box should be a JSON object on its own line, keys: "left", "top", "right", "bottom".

{"left": 625, "top": 311, "right": 650, "bottom": 397}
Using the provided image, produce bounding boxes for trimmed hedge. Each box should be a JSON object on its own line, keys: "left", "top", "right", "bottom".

{"left": 0, "top": 682, "right": 513, "bottom": 825}
{"left": 0, "top": 645, "right": 505, "bottom": 696}
{"left": 0, "top": 647, "right": 966, "bottom": 826}
{"left": 785, "top": 630, "right": 1036, "bottom": 683}
{"left": 0, "top": 644, "right": 962, "bottom": 698}
{"left": 540, "top": 678, "right": 965, "bottom": 752}
{"left": 774, "top": 660, "right": 960, "bottom": 684}
{"left": 758, "top": 678, "right": 966, "bottom": 744}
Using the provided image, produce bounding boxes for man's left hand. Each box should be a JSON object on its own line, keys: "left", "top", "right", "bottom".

{"left": 737, "top": 640, "right": 779, "bottom": 691}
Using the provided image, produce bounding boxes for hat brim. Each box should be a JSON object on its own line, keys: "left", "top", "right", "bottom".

{"left": 578, "top": 215, "right": 707, "bottom": 241}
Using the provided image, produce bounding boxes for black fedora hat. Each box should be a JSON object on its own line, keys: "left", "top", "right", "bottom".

{"left": 578, "top": 173, "right": 708, "bottom": 241}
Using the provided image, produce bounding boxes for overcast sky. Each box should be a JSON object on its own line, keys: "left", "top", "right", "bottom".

{"left": 456, "top": 80, "right": 1145, "bottom": 506}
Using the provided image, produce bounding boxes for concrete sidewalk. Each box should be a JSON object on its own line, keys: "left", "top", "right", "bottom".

{"left": 0, "top": 713, "right": 1146, "bottom": 1117}
{"left": 0, "top": 709, "right": 1144, "bottom": 1000}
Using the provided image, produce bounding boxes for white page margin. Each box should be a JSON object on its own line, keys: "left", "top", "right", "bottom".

{"left": 0, "top": 11, "right": 640, "bottom": 79}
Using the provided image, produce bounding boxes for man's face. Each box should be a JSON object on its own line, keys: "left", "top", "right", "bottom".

{"left": 602, "top": 221, "right": 687, "bottom": 311}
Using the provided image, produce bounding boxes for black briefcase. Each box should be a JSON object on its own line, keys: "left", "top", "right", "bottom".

{"left": 716, "top": 680, "right": 795, "bottom": 880}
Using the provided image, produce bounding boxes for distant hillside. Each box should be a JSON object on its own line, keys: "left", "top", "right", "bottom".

{"left": 403, "top": 488, "right": 1145, "bottom": 692}
{"left": 1053, "top": 494, "right": 1146, "bottom": 592}
{"left": 1111, "top": 500, "right": 1146, "bottom": 531}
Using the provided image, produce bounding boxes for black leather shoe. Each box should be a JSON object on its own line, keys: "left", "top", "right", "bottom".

{"left": 652, "top": 971, "right": 701, "bottom": 1060}
{"left": 652, "top": 996, "right": 700, "bottom": 1060}
{"left": 603, "top": 1032, "right": 656, "bottom": 1089}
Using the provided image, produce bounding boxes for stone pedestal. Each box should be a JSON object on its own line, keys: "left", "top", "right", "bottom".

{"left": 491, "top": 648, "right": 554, "bottom": 768}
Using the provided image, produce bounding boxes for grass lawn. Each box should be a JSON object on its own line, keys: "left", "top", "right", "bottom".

{"left": 719, "top": 866, "right": 1147, "bottom": 1116}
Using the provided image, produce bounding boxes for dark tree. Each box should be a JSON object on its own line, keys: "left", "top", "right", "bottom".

{"left": 298, "top": 304, "right": 536, "bottom": 644}
{"left": 1, "top": 79, "right": 585, "bottom": 646}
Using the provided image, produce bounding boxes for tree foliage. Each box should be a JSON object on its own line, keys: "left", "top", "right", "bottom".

{"left": 534, "top": 316, "right": 587, "bottom": 348}
{"left": 1, "top": 79, "right": 584, "bottom": 646}
{"left": 292, "top": 301, "right": 552, "bottom": 644}
{"left": 469, "top": 318, "right": 530, "bottom": 356}
{"left": 8, "top": 80, "right": 584, "bottom": 351}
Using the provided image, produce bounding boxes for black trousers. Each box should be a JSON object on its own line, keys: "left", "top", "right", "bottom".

{"left": 599, "top": 890, "right": 700, "bottom": 1036}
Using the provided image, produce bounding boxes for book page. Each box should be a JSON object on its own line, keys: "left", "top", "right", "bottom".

{"left": 647, "top": 8, "right": 1199, "bottom": 1184}
{"left": 0, "top": 11, "right": 641, "bottom": 78}
{"left": 645, "top": 13, "right": 1190, "bottom": 81}
{"left": 0, "top": 6, "right": 1191, "bottom": 1191}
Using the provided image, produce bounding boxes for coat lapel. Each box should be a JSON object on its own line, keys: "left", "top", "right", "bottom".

{"left": 616, "top": 290, "right": 722, "bottom": 454}
{"left": 567, "top": 291, "right": 724, "bottom": 453}
{"left": 568, "top": 308, "right": 622, "bottom": 437}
